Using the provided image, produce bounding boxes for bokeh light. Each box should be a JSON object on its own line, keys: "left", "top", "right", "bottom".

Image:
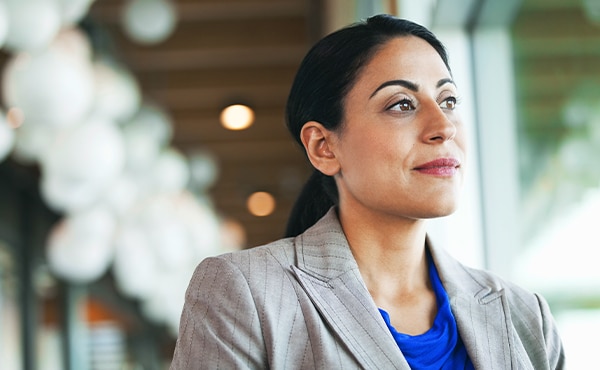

{"left": 246, "top": 191, "right": 276, "bottom": 217}
{"left": 220, "top": 104, "right": 255, "bottom": 130}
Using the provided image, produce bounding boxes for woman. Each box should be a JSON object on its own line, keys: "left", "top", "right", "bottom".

{"left": 171, "top": 14, "right": 565, "bottom": 369}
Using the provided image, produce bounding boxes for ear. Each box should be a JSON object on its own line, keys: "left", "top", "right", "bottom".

{"left": 300, "top": 121, "right": 340, "bottom": 176}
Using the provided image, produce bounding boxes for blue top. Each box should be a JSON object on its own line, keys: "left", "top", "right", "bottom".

{"left": 378, "top": 253, "right": 475, "bottom": 369}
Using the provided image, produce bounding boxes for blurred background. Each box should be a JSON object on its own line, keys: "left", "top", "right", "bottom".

{"left": 0, "top": 0, "right": 598, "bottom": 368}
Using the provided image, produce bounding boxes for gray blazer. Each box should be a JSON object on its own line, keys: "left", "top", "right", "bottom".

{"left": 171, "top": 209, "right": 565, "bottom": 369}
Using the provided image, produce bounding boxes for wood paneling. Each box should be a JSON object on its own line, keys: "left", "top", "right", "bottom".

{"left": 88, "top": 0, "right": 316, "bottom": 248}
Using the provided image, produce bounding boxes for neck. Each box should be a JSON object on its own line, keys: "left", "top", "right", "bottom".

{"left": 337, "top": 205, "right": 438, "bottom": 334}
{"left": 336, "top": 203, "right": 438, "bottom": 334}
{"left": 337, "top": 206, "right": 429, "bottom": 295}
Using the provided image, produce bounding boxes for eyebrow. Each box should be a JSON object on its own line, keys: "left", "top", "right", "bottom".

{"left": 369, "top": 78, "right": 456, "bottom": 99}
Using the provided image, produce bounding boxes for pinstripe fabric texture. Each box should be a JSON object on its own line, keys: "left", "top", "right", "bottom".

{"left": 170, "top": 208, "right": 565, "bottom": 369}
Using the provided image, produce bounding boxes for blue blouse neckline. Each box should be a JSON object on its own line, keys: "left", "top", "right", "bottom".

{"left": 378, "top": 251, "right": 474, "bottom": 369}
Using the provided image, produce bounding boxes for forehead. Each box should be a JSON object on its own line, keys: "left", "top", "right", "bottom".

{"left": 355, "top": 36, "right": 451, "bottom": 89}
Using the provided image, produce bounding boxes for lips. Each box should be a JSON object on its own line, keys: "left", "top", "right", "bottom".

{"left": 413, "top": 157, "right": 460, "bottom": 176}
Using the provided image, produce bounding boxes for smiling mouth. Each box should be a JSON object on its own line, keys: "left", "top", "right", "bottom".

{"left": 413, "top": 158, "right": 460, "bottom": 176}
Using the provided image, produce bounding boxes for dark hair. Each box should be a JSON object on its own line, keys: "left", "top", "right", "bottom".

{"left": 284, "top": 14, "right": 451, "bottom": 237}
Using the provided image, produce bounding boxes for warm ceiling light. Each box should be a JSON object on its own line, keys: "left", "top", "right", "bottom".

{"left": 220, "top": 104, "right": 254, "bottom": 130}
{"left": 246, "top": 191, "right": 275, "bottom": 217}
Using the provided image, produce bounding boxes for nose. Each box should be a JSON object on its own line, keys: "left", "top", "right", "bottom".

{"left": 421, "top": 104, "right": 457, "bottom": 144}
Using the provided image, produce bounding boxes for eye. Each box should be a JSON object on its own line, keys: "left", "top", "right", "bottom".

{"left": 388, "top": 98, "right": 415, "bottom": 112}
{"left": 440, "top": 96, "right": 457, "bottom": 110}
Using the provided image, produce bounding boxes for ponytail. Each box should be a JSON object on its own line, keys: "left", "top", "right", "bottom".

{"left": 285, "top": 170, "right": 338, "bottom": 237}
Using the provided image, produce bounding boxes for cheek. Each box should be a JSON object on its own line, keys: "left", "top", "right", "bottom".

{"left": 345, "top": 131, "right": 396, "bottom": 168}
{"left": 335, "top": 134, "right": 378, "bottom": 188}
{"left": 350, "top": 137, "right": 411, "bottom": 185}
{"left": 336, "top": 120, "right": 415, "bottom": 176}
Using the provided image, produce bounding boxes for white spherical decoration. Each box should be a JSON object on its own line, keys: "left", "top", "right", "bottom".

{"left": 12, "top": 123, "right": 60, "bottom": 164}
{"left": 101, "top": 174, "right": 141, "bottom": 218}
{"left": 123, "top": 194, "right": 194, "bottom": 271}
{"left": 41, "top": 173, "right": 106, "bottom": 213}
{"left": 46, "top": 206, "right": 116, "bottom": 284}
{"left": 140, "top": 269, "right": 190, "bottom": 329}
{"left": 56, "top": 0, "right": 96, "bottom": 26}
{"left": 121, "top": 0, "right": 177, "bottom": 45}
{"left": 122, "top": 128, "right": 161, "bottom": 174}
{"left": 148, "top": 217, "right": 192, "bottom": 271}
{"left": 122, "top": 104, "right": 172, "bottom": 173}
{"left": 148, "top": 148, "right": 190, "bottom": 194}
{"left": 48, "top": 235, "right": 114, "bottom": 284}
{"left": 49, "top": 27, "right": 93, "bottom": 61}
{"left": 132, "top": 103, "right": 173, "bottom": 146}
{"left": 177, "top": 193, "right": 222, "bottom": 260}
{"left": 2, "top": 47, "right": 95, "bottom": 129}
{"left": 40, "top": 118, "right": 126, "bottom": 212}
{"left": 70, "top": 204, "right": 117, "bottom": 239}
{"left": 139, "top": 271, "right": 170, "bottom": 324}
{"left": 91, "top": 59, "right": 141, "bottom": 123}
{"left": 4, "top": 0, "right": 62, "bottom": 52}
{"left": 0, "top": 112, "right": 15, "bottom": 164}
{"left": 164, "top": 273, "right": 191, "bottom": 335}
{"left": 112, "top": 227, "right": 159, "bottom": 299}
{"left": 189, "top": 150, "right": 219, "bottom": 191}
{"left": 43, "top": 117, "right": 126, "bottom": 186}
{"left": 0, "top": 1, "right": 10, "bottom": 48}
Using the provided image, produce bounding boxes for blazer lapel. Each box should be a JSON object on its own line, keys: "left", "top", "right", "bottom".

{"left": 429, "top": 240, "right": 533, "bottom": 370}
{"left": 290, "top": 210, "right": 533, "bottom": 369}
{"left": 450, "top": 288, "right": 513, "bottom": 369}
{"left": 291, "top": 209, "right": 410, "bottom": 370}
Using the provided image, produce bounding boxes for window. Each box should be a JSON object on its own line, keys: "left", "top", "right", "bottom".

{"left": 510, "top": 1, "right": 600, "bottom": 366}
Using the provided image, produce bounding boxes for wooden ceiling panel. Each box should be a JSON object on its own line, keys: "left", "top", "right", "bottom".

{"left": 144, "top": 17, "right": 309, "bottom": 50}
{"left": 172, "top": 115, "right": 292, "bottom": 144}
{"left": 137, "top": 65, "right": 299, "bottom": 89}
{"left": 119, "top": 45, "right": 308, "bottom": 71}
{"left": 143, "top": 84, "right": 291, "bottom": 110}
{"left": 89, "top": 0, "right": 317, "bottom": 248}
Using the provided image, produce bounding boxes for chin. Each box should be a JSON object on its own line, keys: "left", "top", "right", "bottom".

{"left": 421, "top": 201, "right": 460, "bottom": 219}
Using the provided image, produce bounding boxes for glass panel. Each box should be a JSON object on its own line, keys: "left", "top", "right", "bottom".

{"left": 511, "top": 0, "right": 600, "bottom": 364}
{"left": 555, "top": 309, "right": 600, "bottom": 369}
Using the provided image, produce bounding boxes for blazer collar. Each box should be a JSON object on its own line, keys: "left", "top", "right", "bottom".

{"left": 291, "top": 208, "right": 524, "bottom": 370}
{"left": 291, "top": 208, "right": 410, "bottom": 369}
{"left": 429, "top": 240, "right": 529, "bottom": 369}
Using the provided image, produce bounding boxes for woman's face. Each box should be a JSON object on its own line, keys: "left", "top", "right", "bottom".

{"left": 330, "top": 36, "right": 466, "bottom": 221}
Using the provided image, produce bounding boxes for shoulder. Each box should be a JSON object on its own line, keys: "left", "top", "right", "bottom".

{"left": 431, "top": 243, "right": 542, "bottom": 308}
{"left": 451, "top": 257, "right": 563, "bottom": 340}
{"left": 464, "top": 264, "right": 537, "bottom": 300}
{"left": 189, "top": 237, "right": 298, "bottom": 289}
{"left": 432, "top": 246, "right": 555, "bottom": 326}
{"left": 211, "top": 236, "right": 296, "bottom": 270}
{"left": 457, "top": 261, "right": 549, "bottom": 317}
{"left": 182, "top": 236, "right": 301, "bottom": 321}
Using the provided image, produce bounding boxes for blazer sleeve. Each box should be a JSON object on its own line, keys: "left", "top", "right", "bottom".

{"left": 170, "top": 256, "right": 267, "bottom": 369}
{"left": 536, "top": 293, "right": 566, "bottom": 369}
